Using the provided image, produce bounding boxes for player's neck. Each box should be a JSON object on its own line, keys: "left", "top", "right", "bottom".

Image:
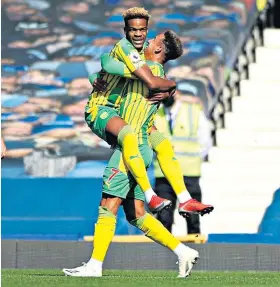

{"left": 146, "top": 55, "right": 163, "bottom": 65}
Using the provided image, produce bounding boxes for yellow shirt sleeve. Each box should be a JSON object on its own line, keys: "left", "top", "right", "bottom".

{"left": 114, "top": 40, "right": 145, "bottom": 73}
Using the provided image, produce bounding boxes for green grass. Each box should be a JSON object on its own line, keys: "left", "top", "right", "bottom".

{"left": 2, "top": 270, "right": 280, "bottom": 287}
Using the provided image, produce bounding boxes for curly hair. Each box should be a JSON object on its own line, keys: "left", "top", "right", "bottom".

{"left": 163, "top": 30, "right": 183, "bottom": 62}
{"left": 122, "top": 7, "right": 150, "bottom": 26}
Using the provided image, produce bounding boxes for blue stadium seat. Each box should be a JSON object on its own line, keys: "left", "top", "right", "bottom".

{"left": 272, "top": 188, "right": 280, "bottom": 202}
{"left": 155, "top": 22, "right": 180, "bottom": 34}
{"left": 258, "top": 219, "right": 280, "bottom": 236}
{"left": 260, "top": 203, "right": 280, "bottom": 223}
{"left": 258, "top": 188, "right": 280, "bottom": 237}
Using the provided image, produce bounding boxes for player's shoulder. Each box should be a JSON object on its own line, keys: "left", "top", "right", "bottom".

{"left": 117, "top": 37, "right": 134, "bottom": 49}
{"left": 154, "top": 62, "right": 164, "bottom": 73}
{"left": 146, "top": 60, "right": 156, "bottom": 66}
{"left": 147, "top": 61, "right": 164, "bottom": 76}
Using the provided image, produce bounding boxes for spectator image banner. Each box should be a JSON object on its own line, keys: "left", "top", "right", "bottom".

{"left": 1, "top": 0, "right": 260, "bottom": 178}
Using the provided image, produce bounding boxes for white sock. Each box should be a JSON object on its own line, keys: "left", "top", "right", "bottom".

{"left": 144, "top": 188, "right": 157, "bottom": 203}
{"left": 177, "top": 190, "right": 192, "bottom": 203}
{"left": 173, "top": 243, "right": 192, "bottom": 258}
{"left": 87, "top": 258, "right": 103, "bottom": 269}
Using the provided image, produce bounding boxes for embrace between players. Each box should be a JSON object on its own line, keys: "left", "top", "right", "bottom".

{"left": 63, "top": 7, "right": 213, "bottom": 278}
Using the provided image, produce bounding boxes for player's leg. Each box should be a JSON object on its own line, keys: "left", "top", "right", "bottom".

{"left": 86, "top": 147, "right": 156, "bottom": 275}
{"left": 62, "top": 195, "right": 120, "bottom": 277}
{"left": 62, "top": 149, "right": 128, "bottom": 277}
{"left": 123, "top": 195, "right": 199, "bottom": 278}
{"left": 124, "top": 144, "right": 198, "bottom": 277}
{"left": 62, "top": 194, "right": 120, "bottom": 277}
{"left": 86, "top": 194, "right": 120, "bottom": 271}
{"left": 62, "top": 145, "right": 160, "bottom": 277}
{"left": 149, "top": 128, "right": 213, "bottom": 216}
{"left": 106, "top": 117, "right": 171, "bottom": 212}
{"left": 86, "top": 105, "right": 170, "bottom": 212}
{"left": 106, "top": 117, "right": 153, "bottom": 193}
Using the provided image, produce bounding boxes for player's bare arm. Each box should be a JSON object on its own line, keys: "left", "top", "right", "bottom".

{"left": 89, "top": 71, "right": 108, "bottom": 92}
{"left": 100, "top": 53, "right": 173, "bottom": 103}
{"left": 133, "top": 64, "right": 176, "bottom": 92}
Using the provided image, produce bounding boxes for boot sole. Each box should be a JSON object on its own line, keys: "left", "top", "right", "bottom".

{"left": 151, "top": 200, "right": 172, "bottom": 214}
{"left": 179, "top": 206, "right": 214, "bottom": 218}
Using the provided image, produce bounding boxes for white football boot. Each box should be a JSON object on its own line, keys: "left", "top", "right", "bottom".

{"left": 177, "top": 248, "right": 199, "bottom": 278}
{"left": 62, "top": 262, "right": 102, "bottom": 277}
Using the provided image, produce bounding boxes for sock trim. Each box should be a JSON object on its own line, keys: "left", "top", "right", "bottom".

{"left": 144, "top": 188, "right": 156, "bottom": 203}
{"left": 99, "top": 206, "right": 116, "bottom": 218}
{"left": 130, "top": 213, "right": 148, "bottom": 227}
{"left": 117, "top": 125, "right": 134, "bottom": 146}
{"left": 177, "top": 191, "right": 192, "bottom": 203}
{"left": 149, "top": 130, "right": 166, "bottom": 149}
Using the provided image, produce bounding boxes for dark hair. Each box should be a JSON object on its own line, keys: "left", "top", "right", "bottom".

{"left": 163, "top": 30, "right": 183, "bottom": 62}
{"left": 122, "top": 7, "right": 150, "bottom": 27}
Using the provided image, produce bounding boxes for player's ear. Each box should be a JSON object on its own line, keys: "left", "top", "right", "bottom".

{"left": 154, "top": 46, "right": 162, "bottom": 54}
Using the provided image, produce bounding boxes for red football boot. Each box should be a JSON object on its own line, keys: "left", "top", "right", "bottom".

{"left": 148, "top": 195, "right": 172, "bottom": 214}
{"left": 179, "top": 199, "right": 214, "bottom": 217}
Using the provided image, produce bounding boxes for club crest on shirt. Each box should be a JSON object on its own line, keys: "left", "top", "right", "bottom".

{"left": 100, "top": 111, "right": 108, "bottom": 119}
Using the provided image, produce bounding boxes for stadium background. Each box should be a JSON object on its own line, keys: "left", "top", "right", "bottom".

{"left": 1, "top": 0, "right": 280, "bottom": 272}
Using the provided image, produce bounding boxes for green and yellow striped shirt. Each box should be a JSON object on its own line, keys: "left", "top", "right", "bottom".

{"left": 87, "top": 37, "right": 146, "bottom": 110}
{"left": 119, "top": 61, "right": 165, "bottom": 145}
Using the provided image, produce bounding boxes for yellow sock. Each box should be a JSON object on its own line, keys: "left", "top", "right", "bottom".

{"left": 153, "top": 139, "right": 185, "bottom": 195}
{"left": 150, "top": 131, "right": 190, "bottom": 199}
{"left": 91, "top": 207, "right": 116, "bottom": 262}
{"left": 118, "top": 125, "right": 152, "bottom": 192}
{"left": 130, "top": 213, "right": 180, "bottom": 251}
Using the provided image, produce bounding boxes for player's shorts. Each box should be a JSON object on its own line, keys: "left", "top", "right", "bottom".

{"left": 85, "top": 105, "right": 119, "bottom": 143}
{"left": 102, "top": 144, "right": 153, "bottom": 202}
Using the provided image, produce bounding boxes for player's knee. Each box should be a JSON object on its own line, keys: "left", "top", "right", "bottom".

{"left": 126, "top": 209, "right": 145, "bottom": 223}
{"left": 125, "top": 211, "right": 135, "bottom": 222}
{"left": 117, "top": 125, "right": 136, "bottom": 147}
{"left": 135, "top": 208, "right": 145, "bottom": 220}
{"left": 100, "top": 195, "right": 122, "bottom": 216}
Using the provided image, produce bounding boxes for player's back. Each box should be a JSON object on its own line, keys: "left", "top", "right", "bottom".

{"left": 119, "top": 60, "right": 165, "bottom": 145}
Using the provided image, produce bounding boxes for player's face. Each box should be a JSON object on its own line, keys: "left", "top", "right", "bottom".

{"left": 148, "top": 33, "right": 165, "bottom": 50}
{"left": 145, "top": 33, "right": 165, "bottom": 59}
{"left": 125, "top": 18, "right": 148, "bottom": 50}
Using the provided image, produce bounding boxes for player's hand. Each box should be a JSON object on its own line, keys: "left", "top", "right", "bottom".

{"left": 92, "top": 78, "right": 108, "bottom": 92}
{"left": 148, "top": 92, "right": 168, "bottom": 104}
{"left": 148, "top": 89, "right": 175, "bottom": 104}
{"left": 169, "top": 88, "right": 176, "bottom": 98}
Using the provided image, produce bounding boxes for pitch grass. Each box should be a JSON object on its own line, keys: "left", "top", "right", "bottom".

{"left": 2, "top": 270, "right": 280, "bottom": 287}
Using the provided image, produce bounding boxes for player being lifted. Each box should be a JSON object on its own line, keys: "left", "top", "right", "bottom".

{"left": 86, "top": 7, "right": 213, "bottom": 216}
{"left": 63, "top": 29, "right": 200, "bottom": 279}
{"left": 85, "top": 7, "right": 176, "bottom": 214}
